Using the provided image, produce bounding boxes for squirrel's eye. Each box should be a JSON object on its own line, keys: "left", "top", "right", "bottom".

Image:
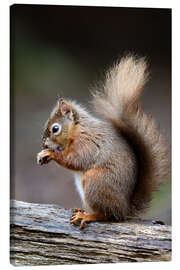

{"left": 51, "top": 123, "right": 61, "bottom": 135}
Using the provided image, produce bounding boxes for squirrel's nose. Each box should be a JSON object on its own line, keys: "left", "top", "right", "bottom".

{"left": 42, "top": 138, "right": 49, "bottom": 149}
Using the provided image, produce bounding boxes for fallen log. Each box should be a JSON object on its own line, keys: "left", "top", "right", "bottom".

{"left": 10, "top": 200, "right": 171, "bottom": 266}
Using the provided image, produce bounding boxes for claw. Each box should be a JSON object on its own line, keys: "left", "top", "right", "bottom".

{"left": 70, "top": 211, "right": 88, "bottom": 229}
{"left": 80, "top": 219, "right": 86, "bottom": 229}
{"left": 70, "top": 215, "right": 79, "bottom": 225}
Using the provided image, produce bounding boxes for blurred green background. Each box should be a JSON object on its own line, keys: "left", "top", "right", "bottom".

{"left": 10, "top": 5, "right": 171, "bottom": 224}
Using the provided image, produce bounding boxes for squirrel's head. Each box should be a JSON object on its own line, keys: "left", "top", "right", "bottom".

{"left": 42, "top": 98, "right": 79, "bottom": 152}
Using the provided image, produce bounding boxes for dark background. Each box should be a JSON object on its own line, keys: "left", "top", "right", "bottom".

{"left": 10, "top": 5, "right": 171, "bottom": 224}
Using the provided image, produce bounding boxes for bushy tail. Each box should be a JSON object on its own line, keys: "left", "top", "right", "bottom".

{"left": 91, "top": 55, "right": 170, "bottom": 215}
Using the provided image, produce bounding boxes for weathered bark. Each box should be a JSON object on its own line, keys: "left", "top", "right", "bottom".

{"left": 10, "top": 200, "right": 171, "bottom": 266}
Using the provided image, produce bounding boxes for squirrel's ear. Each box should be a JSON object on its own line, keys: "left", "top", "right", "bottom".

{"left": 58, "top": 99, "right": 73, "bottom": 118}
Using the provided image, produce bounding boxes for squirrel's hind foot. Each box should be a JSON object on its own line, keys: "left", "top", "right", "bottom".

{"left": 70, "top": 211, "right": 104, "bottom": 229}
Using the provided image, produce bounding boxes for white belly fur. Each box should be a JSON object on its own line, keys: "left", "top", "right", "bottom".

{"left": 74, "top": 172, "right": 84, "bottom": 201}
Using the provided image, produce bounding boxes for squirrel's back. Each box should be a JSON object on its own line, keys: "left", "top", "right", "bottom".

{"left": 91, "top": 55, "right": 170, "bottom": 215}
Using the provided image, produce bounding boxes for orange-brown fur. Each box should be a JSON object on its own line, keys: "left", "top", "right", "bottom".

{"left": 37, "top": 55, "right": 170, "bottom": 228}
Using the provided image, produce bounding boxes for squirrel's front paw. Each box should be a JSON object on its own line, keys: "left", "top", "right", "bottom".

{"left": 37, "top": 149, "right": 54, "bottom": 165}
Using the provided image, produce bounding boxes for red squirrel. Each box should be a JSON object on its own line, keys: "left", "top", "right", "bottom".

{"left": 37, "top": 55, "right": 170, "bottom": 229}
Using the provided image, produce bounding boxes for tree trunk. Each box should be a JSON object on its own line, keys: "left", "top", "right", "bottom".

{"left": 10, "top": 200, "right": 171, "bottom": 266}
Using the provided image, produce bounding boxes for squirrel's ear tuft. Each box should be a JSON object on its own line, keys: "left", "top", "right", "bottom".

{"left": 58, "top": 99, "right": 73, "bottom": 117}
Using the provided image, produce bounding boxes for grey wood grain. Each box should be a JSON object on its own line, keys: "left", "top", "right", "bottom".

{"left": 10, "top": 200, "right": 171, "bottom": 266}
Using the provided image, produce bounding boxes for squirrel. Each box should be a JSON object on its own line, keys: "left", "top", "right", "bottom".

{"left": 37, "top": 55, "right": 170, "bottom": 229}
